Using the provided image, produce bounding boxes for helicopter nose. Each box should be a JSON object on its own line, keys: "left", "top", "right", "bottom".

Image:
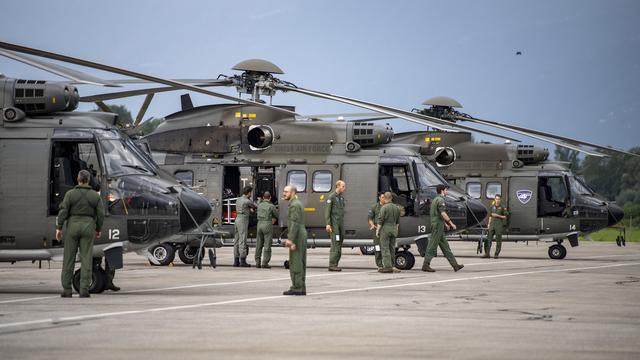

{"left": 607, "top": 203, "right": 625, "bottom": 227}
{"left": 466, "top": 198, "right": 488, "bottom": 227}
{"left": 179, "top": 188, "right": 212, "bottom": 232}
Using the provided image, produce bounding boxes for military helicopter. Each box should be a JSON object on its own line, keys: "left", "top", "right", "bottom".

{"left": 77, "top": 59, "right": 494, "bottom": 270}
{"left": 375, "top": 96, "right": 630, "bottom": 259}
{"left": 0, "top": 42, "right": 214, "bottom": 292}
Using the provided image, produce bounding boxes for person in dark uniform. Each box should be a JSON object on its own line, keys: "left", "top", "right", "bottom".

{"left": 325, "top": 180, "right": 346, "bottom": 271}
{"left": 367, "top": 193, "right": 385, "bottom": 270}
{"left": 484, "top": 194, "right": 508, "bottom": 259}
{"left": 421, "top": 185, "right": 464, "bottom": 273}
{"left": 376, "top": 192, "right": 401, "bottom": 273}
{"left": 255, "top": 191, "right": 278, "bottom": 268}
{"left": 234, "top": 186, "right": 256, "bottom": 267}
{"left": 56, "top": 170, "right": 105, "bottom": 297}
{"left": 282, "top": 185, "right": 307, "bottom": 296}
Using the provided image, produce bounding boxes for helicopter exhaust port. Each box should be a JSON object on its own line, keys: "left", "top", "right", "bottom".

{"left": 428, "top": 147, "right": 456, "bottom": 167}
{"left": 247, "top": 125, "right": 274, "bottom": 149}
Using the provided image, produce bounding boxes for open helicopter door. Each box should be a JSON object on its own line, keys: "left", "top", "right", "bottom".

{"left": 508, "top": 176, "right": 538, "bottom": 236}
{"left": 278, "top": 164, "right": 340, "bottom": 241}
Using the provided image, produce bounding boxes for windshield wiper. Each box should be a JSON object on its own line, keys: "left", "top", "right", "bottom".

{"left": 122, "top": 164, "right": 152, "bottom": 173}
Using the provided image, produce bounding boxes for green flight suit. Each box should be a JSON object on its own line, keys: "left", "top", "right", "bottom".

{"left": 368, "top": 202, "right": 383, "bottom": 268}
{"left": 325, "top": 191, "right": 345, "bottom": 267}
{"left": 287, "top": 197, "right": 307, "bottom": 292}
{"left": 376, "top": 202, "right": 400, "bottom": 270}
{"left": 56, "top": 184, "right": 105, "bottom": 294}
{"left": 486, "top": 205, "right": 508, "bottom": 257}
{"left": 422, "top": 195, "right": 459, "bottom": 268}
{"left": 256, "top": 199, "right": 278, "bottom": 266}
{"left": 234, "top": 195, "right": 255, "bottom": 258}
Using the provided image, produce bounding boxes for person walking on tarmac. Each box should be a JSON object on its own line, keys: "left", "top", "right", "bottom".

{"left": 234, "top": 186, "right": 256, "bottom": 267}
{"left": 325, "top": 180, "right": 346, "bottom": 271}
{"left": 56, "top": 170, "right": 105, "bottom": 298}
{"left": 484, "top": 194, "right": 508, "bottom": 259}
{"left": 255, "top": 191, "right": 278, "bottom": 268}
{"left": 282, "top": 185, "right": 307, "bottom": 296}
{"left": 368, "top": 193, "right": 385, "bottom": 270}
{"left": 376, "top": 192, "right": 401, "bottom": 273}
{"left": 422, "top": 184, "right": 464, "bottom": 273}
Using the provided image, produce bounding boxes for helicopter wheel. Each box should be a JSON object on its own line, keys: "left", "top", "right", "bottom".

{"left": 72, "top": 266, "right": 107, "bottom": 294}
{"left": 394, "top": 251, "right": 415, "bottom": 270}
{"left": 284, "top": 260, "right": 290, "bottom": 269}
{"left": 548, "top": 244, "right": 567, "bottom": 260}
{"left": 148, "top": 243, "right": 175, "bottom": 266}
{"left": 360, "top": 246, "right": 375, "bottom": 255}
{"left": 178, "top": 245, "right": 203, "bottom": 265}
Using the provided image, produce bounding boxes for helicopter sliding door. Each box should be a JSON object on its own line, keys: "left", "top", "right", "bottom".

{"left": 278, "top": 164, "right": 339, "bottom": 238}
{"left": 508, "top": 176, "right": 538, "bottom": 236}
{"left": 0, "top": 134, "right": 50, "bottom": 250}
{"left": 342, "top": 163, "right": 378, "bottom": 238}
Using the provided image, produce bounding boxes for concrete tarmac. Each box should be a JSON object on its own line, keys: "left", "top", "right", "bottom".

{"left": 0, "top": 241, "right": 639, "bottom": 359}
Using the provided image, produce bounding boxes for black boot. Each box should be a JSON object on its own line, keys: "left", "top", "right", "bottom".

{"left": 233, "top": 257, "right": 240, "bottom": 267}
{"left": 240, "top": 257, "right": 251, "bottom": 267}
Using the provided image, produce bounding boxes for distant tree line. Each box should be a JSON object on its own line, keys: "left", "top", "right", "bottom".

{"left": 92, "top": 104, "right": 164, "bottom": 135}
{"left": 555, "top": 146, "right": 640, "bottom": 226}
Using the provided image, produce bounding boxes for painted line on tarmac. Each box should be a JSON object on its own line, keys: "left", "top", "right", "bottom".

{"left": 2, "top": 254, "right": 635, "bottom": 304}
{"left": 0, "top": 296, "right": 59, "bottom": 304}
{"left": 0, "top": 261, "right": 637, "bottom": 331}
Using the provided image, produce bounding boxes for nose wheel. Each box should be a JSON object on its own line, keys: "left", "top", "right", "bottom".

{"left": 394, "top": 251, "right": 416, "bottom": 270}
{"left": 548, "top": 244, "right": 567, "bottom": 260}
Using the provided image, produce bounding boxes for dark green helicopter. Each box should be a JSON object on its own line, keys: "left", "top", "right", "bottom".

{"left": 0, "top": 41, "right": 214, "bottom": 291}
{"left": 351, "top": 96, "right": 632, "bottom": 259}
{"left": 77, "top": 59, "right": 495, "bottom": 270}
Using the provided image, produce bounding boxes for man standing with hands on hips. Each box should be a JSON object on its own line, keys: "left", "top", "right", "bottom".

{"left": 325, "top": 180, "right": 346, "bottom": 272}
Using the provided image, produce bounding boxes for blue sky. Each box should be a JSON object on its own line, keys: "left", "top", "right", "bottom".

{"left": 1, "top": 0, "right": 639, "bottom": 152}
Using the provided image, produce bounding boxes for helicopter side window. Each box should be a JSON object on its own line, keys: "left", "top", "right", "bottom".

{"left": 287, "top": 170, "right": 307, "bottom": 192}
{"left": 312, "top": 171, "right": 332, "bottom": 192}
{"left": 174, "top": 170, "right": 194, "bottom": 187}
{"left": 538, "top": 176, "right": 568, "bottom": 217}
{"left": 466, "top": 182, "right": 481, "bottom": 199}
{"left": 485, "top": 182, "right": 502, "bottom": 199}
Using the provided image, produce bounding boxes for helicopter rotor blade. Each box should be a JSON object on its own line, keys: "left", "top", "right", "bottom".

{"left": 277, "top": 84, "right": 522, "bottom": 142}
{"left": 457, "top": 115, "right": 638, "bottom": 157}
{"left": 79, "top": 81, "right": 233, "bottom": 102}
{"left": 0, "top": 41, "right": 297, "bottom": 117}
{"left": 0, "top": 48, "right": 121, "bottom": 87}
{"left": 134, "top": 93, "right": 155, "bottom": 127}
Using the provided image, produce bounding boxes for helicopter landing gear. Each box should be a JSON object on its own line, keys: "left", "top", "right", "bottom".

{"left": 178, "top": 245, "right": 204, "bottom": 265}
{"left": 360, "top": 246, "right": 375, "bottom": 255}
{"left": 394, "top": 250, "right": 415, "bottom": 270}
{"left": 72, "top": 258, "right": 108, "bottom": 294}
{"left": 148, "top": 243, "right": 175, "bottom": 266}
{"left": 548, "top": 243, "right": 567, "bottom": 260}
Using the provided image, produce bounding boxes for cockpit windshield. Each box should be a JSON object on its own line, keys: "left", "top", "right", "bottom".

{"left": 569, "top": 176, "right": 593, "bottom": 195}
{"left": 416, "top": 162, "right": 447, "bottom": 188}
{"left": 100, "top": 137, "right": 156, "bottom": 177}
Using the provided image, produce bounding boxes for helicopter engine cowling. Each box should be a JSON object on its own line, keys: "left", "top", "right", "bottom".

{"left": 350, "top": 122, "right": 393, "bottom": 148}
{"left": 514, "top": 144, "right": 549, "bottom": 167}
{"left": 7, "top": 79, "right": 79, "bottom": 115}
{"left": 247, "top": 125, "right": 274, "bottom": 149}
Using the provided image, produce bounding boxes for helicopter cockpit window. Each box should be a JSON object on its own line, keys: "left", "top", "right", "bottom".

{"left": 569, "top": 176, "right": 593, "bottom": 195}
{"left": 100, "top": 139, "right": 155, "bottom": 177}
{"left": 312, "top": 171, "right": 332, "bottom": 192}
{"left": 486, "top": 182, "right": 502, "bottom": 199}
{"left": 175, "top": 170, "right": 194, "bottom": 187}
{"left": 416, "top": 162, "right": 446, "bottom": 189}
{"left": 287, "top": 170, "right": 306, "bottom": 192}
{"left": 466, "top": 182, "right": 481, "bottom": 199}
